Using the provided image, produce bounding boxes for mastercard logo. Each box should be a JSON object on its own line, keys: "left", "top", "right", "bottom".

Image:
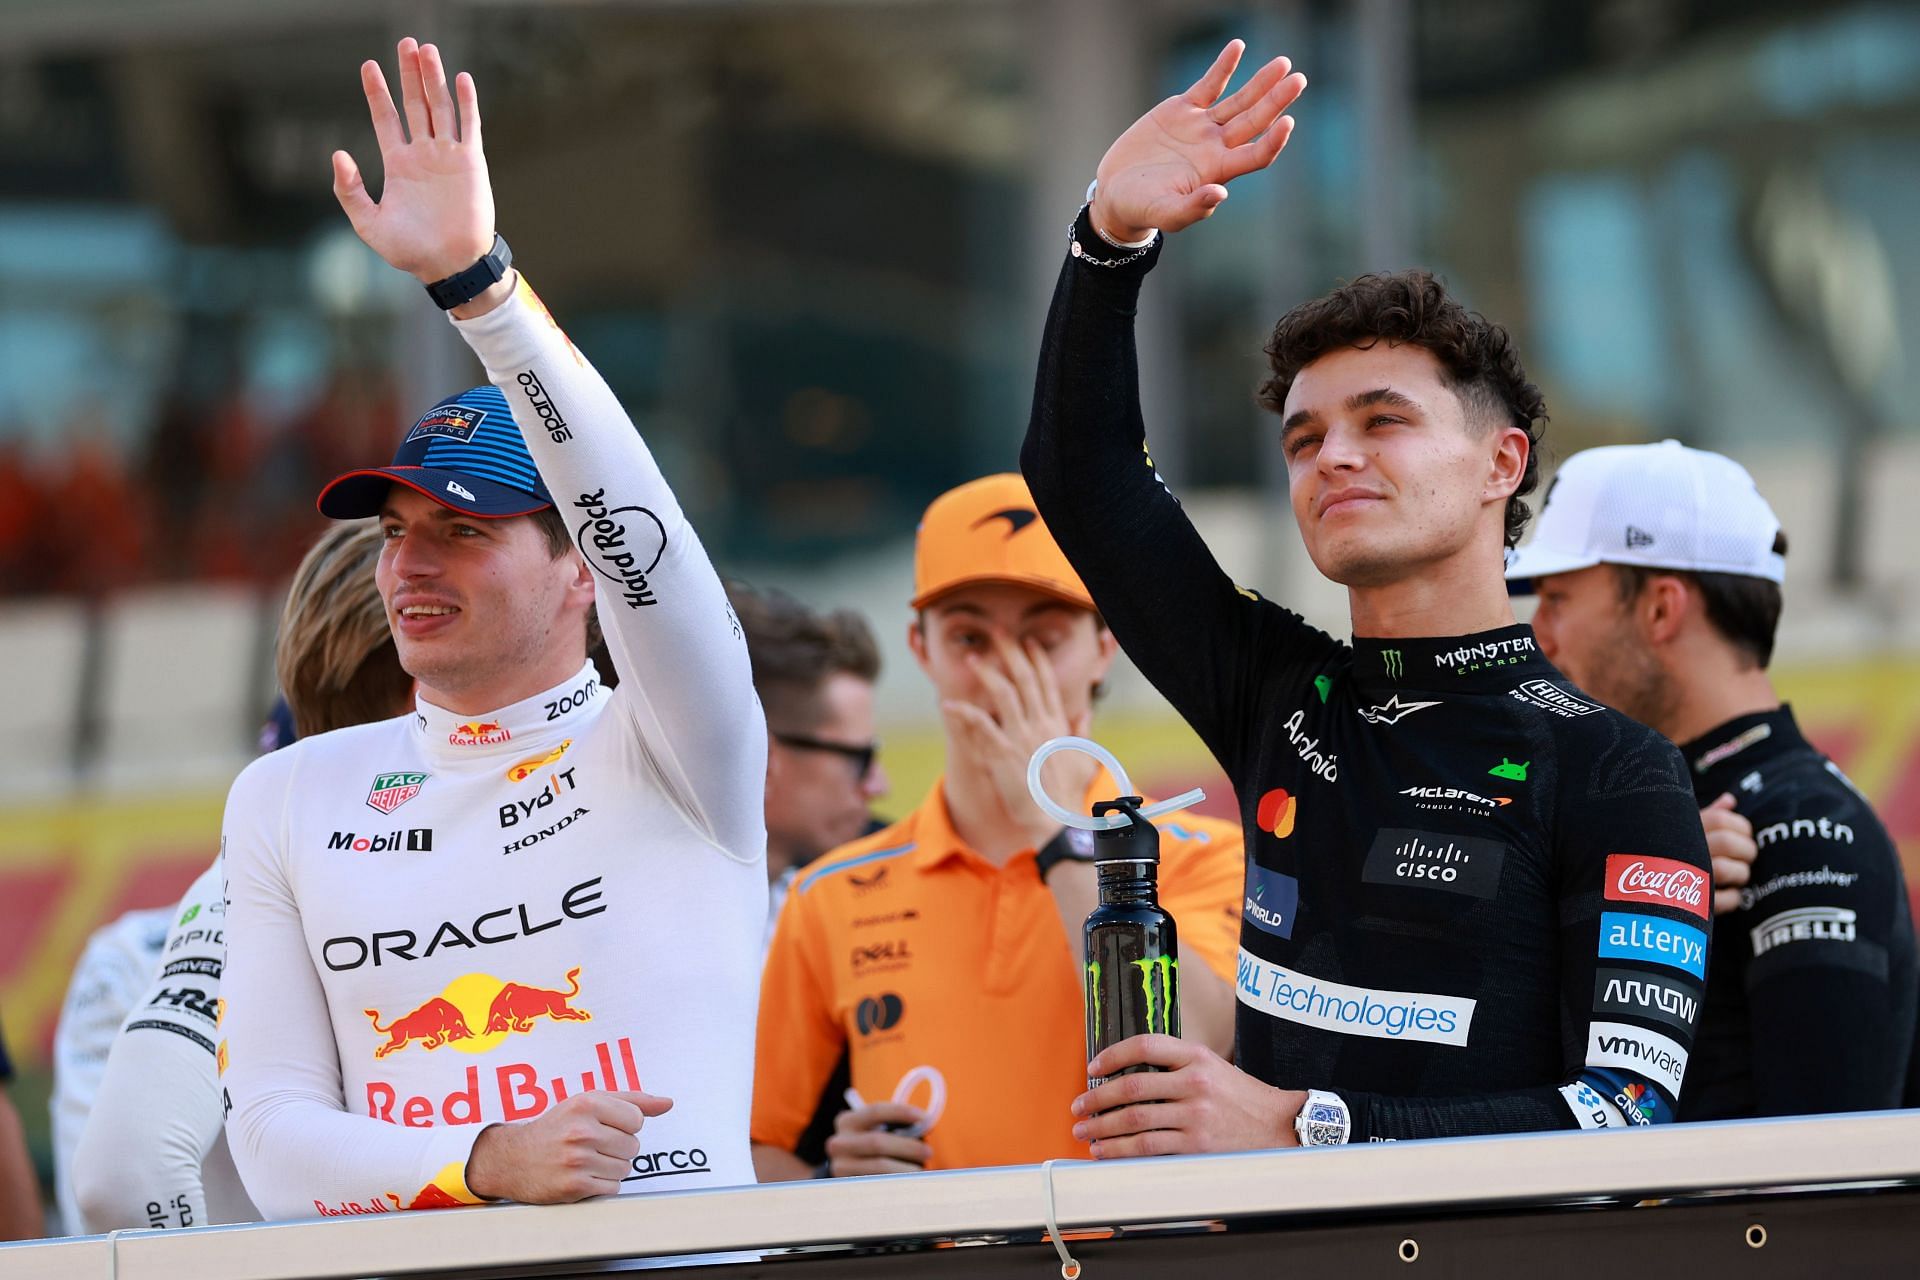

{"left": 1256, "top": 788, "right": 1298, "bottom": 838}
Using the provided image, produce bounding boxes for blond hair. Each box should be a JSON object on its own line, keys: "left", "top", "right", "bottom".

{"left": 275, "top": 520, "right": 411, "bottom": 737}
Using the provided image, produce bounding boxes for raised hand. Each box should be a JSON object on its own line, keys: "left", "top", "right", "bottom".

{"left": 332, "top": 37, "right": 495, "bottom": 285}
{"left": 1091, "top": 39, "right": 1306, "bottom": 244}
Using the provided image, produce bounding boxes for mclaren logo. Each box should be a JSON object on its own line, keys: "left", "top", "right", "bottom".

{"left": 972, "top": 507, "right": 1038, "bottom": 538}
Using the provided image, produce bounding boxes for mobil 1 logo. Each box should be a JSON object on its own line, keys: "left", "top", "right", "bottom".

{"left": 1362, "top": 828, "right": 1506, "bottom": 899}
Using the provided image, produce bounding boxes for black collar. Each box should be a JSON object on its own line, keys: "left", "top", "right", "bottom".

{"left": 1349, "top": 623, "right": 1555, "bottom": 695}
{"left": 1679, "top": 705, "right": 1807, "bottom": 790}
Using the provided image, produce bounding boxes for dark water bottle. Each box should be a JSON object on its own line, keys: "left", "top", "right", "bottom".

{"left": 1084, "top": 796, "right": 1180, "bottom": 1089}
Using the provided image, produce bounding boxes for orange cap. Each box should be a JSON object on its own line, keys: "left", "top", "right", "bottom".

{"left": 911, "top": 474, "right": 1094, "bottom": 610}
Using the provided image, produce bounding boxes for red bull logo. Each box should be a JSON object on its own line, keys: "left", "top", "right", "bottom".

{"left": 505, "top": 739, "right": 572, "bottom": 783}
{"left": 449, "top": 720, "right": 512, "bottom": 747}
{"left": 365, "top": 968, "right": 591, "bottom": 1060}
{"left": 365, "top": 997, "right": 476, "bottom": 1059}
{"left": 486, "top": 966, "right": 590, "bottom": 1033}
{"left": 367, "top": 1035, "right": 644, "bottom": 1126}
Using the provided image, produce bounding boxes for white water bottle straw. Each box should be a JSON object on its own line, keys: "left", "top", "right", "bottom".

{"left": 844, "top": 1064, "right": 946, "bottom": 1139}
{"left": 1026, "top": 735, "right": 1205, "bottom": 831}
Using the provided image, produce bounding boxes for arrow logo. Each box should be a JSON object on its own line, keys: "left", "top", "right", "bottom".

{"left": 1357, "top": 695, "right": 1442, "bottom": 726}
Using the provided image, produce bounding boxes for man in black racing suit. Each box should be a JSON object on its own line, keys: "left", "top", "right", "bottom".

{"left": 1513, "top": 440, "right": 1919, "bottom": 1118}
{"left": 1022, "top": 40, "right": 1712, "bottom": 1151}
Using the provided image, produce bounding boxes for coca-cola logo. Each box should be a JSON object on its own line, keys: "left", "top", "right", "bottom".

{"left": 1603, "top": 854, "right": 1709, "bottom": 922}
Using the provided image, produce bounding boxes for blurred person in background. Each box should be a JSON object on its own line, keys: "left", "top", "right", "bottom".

{"left": 751, "top": 474, "right": 1243, "bottom": 1181}
{"left": 725, "top": 581, "right": 889, "bottom": 947}
{"left": 71, "top": 519, "right": 408, "bottom": 1233}
{"left": 0, "top": 1021, "right": 44, "bottom": 1239}
{"left": 1514, "top": 441, "right": 1919, "bottom": 1118}
{"left": 48, "top": 908, "right": 170, "bottom": 1234}
{"left": 1023, "top": 40, "right": 1711, "bottom": 1152}
{"left": 220, "top": 37, "right": 764, "bottom": 1218}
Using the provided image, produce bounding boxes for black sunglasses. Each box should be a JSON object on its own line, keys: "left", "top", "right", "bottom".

{"left": 772, "top": 732, "right": 880, "bottom": 779}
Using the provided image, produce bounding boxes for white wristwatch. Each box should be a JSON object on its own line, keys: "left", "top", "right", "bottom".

{"left": 1295, "top": 1090, "right": 1351, "bottom": 1146}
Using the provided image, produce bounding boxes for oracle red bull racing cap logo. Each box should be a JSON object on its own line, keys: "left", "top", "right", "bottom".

{"left": 364, "top": 966, "right": 591, "bottom": 1059}
{"left": 366, "top": 770, "right": 429, "bottom": 815}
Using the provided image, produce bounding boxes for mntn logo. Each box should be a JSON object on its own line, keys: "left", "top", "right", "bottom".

{"left": 856, "top": 993, "right": 904, "bottom": 1035}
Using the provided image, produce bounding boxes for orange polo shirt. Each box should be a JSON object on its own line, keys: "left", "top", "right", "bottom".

{"left": 752, "top": 774, "right": 1243, "bottom": 1171}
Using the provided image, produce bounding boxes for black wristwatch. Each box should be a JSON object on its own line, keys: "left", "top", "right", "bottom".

{"left": 1035, "top": 826, "right": 1099, "bottom": 880}
{"left": 425, "top": 233, "right": 513, "bottom": 310}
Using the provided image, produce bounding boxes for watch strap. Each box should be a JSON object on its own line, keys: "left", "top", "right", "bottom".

{"left": 1034, "top": 825, "right": 1099, "bottom": 879}
{"left": 424, "top": 233, "right": 513, "bottom": 311}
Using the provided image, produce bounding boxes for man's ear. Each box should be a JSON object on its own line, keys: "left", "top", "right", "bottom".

{"left": 566, "top": 549, "right": 596, "bottom": 602}
{"left": 1483, "top": 425, "right": 1529, "bottom": 504}
{"left": 907, "top": 616, "right": 932, "bottom": 677}
{"left": 1640, "top": 574, "right": 1692, "bottom": 649}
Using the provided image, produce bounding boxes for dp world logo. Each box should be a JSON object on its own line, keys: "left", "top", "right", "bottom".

{"left": 856, "top": 993, "right": 904, "bottom": 1035}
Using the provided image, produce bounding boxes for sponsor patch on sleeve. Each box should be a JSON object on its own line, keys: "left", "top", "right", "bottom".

{"left": 1558, "top": 1081, "right": 1629, "bottom": 1130}
{"left": 1586, "top": 1020, "right": 1689, "bottom": 1096}
{"left": 1604, "top": 854, "right": 1710, "bottom": 921}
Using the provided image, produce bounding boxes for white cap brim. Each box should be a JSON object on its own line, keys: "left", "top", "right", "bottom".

{"left": 1504, "top": 544, "right": 1604, "bottom": 593}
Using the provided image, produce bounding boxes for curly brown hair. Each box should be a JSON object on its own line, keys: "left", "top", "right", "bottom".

{"left": 1257, "top": 270, "right": 1548, "bottom": 548}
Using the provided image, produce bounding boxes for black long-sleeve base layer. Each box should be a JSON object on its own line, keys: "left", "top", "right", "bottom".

{"left": 1682, "top": 706, "right": 1919, "bottom": 1118}
{"left": 1021, "top": 207, "right": 1713, "bottom": 1141}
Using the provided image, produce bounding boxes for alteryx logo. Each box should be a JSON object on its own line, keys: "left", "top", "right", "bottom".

{"left": 1242, "top": 865, "right": 1300, "bottom": 939}
{"left": 1598, "top": 912, "right": 1706, "bottom": 980}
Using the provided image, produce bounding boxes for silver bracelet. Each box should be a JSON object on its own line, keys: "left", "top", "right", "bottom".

{"left": 1069, "top": 204, "right": 1157, "bottom": 269}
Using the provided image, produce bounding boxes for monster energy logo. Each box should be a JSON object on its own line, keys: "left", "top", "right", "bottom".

{"left": 1129, "top": 955, "right": 1178, "bottom": 1035}
{"left": 1382, "top": 650, "right": 1403, "bottom": 679}
{"left": 1085, "top": 960, "right": 1102, "bottom": 1032}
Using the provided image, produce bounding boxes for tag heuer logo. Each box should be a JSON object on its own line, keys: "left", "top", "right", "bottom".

{"left": 367, "top": 771, "right": 429, "bottom": 815}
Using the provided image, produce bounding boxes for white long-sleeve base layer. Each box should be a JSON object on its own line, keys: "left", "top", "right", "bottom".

{"left": 49, "top": 908, "right": 168, "bottom": 1235}
{"left": 221, "top": 277, "right": 768, "bottom": 1220}
{"left": 73, "top": 859, "right": 259, "bottom": 1231}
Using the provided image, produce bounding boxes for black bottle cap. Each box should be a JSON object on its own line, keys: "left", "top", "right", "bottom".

{"left": 1090, "top": 795, "right": 1160, "bottom": 865}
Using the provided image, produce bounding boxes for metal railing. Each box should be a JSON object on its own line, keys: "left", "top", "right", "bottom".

{"left": 8, "top": 1109, "right": 1919, "bottom": 1278}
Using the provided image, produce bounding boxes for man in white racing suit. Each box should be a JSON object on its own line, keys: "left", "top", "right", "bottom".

{"left": 220, "top": 37, "right": 766, "bottom": 1218}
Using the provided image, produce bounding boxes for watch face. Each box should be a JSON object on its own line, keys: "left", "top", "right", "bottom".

{"left": 1304, "top": 1121, "right": 1344, "bottom": 1145}
{"left": 1306, "top": 1101, "right": 1343, "bottom": 1125}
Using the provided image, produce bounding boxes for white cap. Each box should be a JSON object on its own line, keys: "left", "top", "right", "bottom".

{"left": 1506, "top": 440, "right": 1785, "bottom": 592}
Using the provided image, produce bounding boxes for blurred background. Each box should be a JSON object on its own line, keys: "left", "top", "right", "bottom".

{"left": 2, "top": 0, "right": 1918, "bottom": 1200}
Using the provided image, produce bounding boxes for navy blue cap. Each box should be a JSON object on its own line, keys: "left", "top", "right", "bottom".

{"left": 316, "top": 385, "right": 553, "bottom": 519}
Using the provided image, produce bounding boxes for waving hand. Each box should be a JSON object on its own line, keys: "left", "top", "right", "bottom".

{"left": 1092, "top": 40, "right": 1307, "bottom": 244}
{"left": 331, "top": 37, "right": 495, "bottom": 285}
